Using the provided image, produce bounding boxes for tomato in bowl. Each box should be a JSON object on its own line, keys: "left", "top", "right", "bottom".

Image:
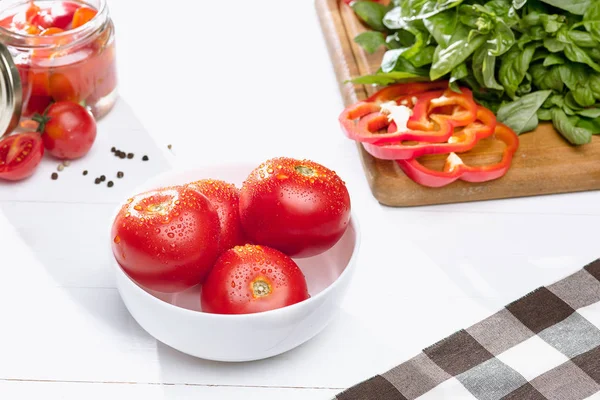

{"left": 110, "top": 162, "right": 360, "bottom": 362}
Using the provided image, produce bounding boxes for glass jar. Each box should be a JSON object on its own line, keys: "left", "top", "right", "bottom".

{"left": 0, "top": 0, "right": 117, "bottom": 136}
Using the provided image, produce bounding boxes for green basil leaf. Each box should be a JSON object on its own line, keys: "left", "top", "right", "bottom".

{"left": 563, "top": 106, "right": 577, "bottom": 116}
{"left": 540, "top": 14, "right": 565, "bottom": 33}
{"left": 352, "top": 1, "right": 389, "bottom": 32}
{"left": 551, "top": 107, "right": 592, "bottom": 145}
{"left": 472, "top": 46, "right": 504, "bottom": 91}
{"left": 543, "top": 37, "right": 565, "bottom": 52}
{"left": 531, "top": 64, "right": 564, "bottom": 92}
{"left": 538, "top": 107, "right": 553, "bottom": 121}
{"left": 430, "top": 30, "right": 487, "bottom": 80}
{"left": 590, "top": 74, "right": 600, "bottom": 100}
{"left": 568, "top": 30, "right": 597, "bottom": 48}
{"left": 558, "top": 64, "right": 587, "bottom": 91}
{"left": 564, "top": 43, "right": 600, "bottom": 73}
{"left": 544, "top": 93, "right": 565, "bottom": 108}
{"left": 408, "top": 45, "right": 436, "bottom": 67}
{"left": 496, "top": 90, "right": 552, "bottom": 133}
{"left": 578, "top": 108, "right": 600, "bottom": 118}
{"left": 564, "top": 92, "right": 584, "bottom": 110}
{"left": 386, "top": 31, "right": 418, "bottom": 49}
{"left": 583, "top": 1, "right": 600, "bottom": 42}
{"left": 572, "top": 86, "right": 596, "bottom": 107}
{"left": 354, "top": 32, "right": 387, "bottom": 54}
{"left": 381, "top": 49, "right": 430, "bottom": 74}
{"left": 449, "top": 62, "right": 469, "bottom": 92}
{"left": 423, "top": 10, "right": 458, "bottom": 48}
{"left": 385, "top": 0, "right": 464, "bottom": 24}
{"left": 577, "top": 117, "right": 600, "bottom": 134}
{"left": 350, "top": 71, "right": 427, "bottom": 85}
{"left": 543, "top": 53, "right": 565, "bottom": 66}
{"left": 488, "top": 20, "right": 516, "bottom": 56}
{"left": 539, "top": 0, "right": 590, "bottom": 16}
{"left": 499, "top": 44, "right": 537, "bottom": 98}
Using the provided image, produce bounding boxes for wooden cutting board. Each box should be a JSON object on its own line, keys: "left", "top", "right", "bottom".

{"left": 316, "top": 0, "right": 600, "bottom": 207}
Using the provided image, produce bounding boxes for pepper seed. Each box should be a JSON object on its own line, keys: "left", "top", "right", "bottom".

{"left": 83, "top": 170, "right": 88, "bottom": 176}
{"left": 63, "top": 160, "right": 71, "bottom": 167}
{"left": 167, "top": 144, "right": 172, "bottom": 150}
{"left": 107, "top": 181, "right": 114, "bottom": 188}
{"left": 117, "top": 171, "right": 124, "bottom": 179}
{"left": 142, "top": 155, "right": 149, "bottom": 161}
{"left": 51, "top": 172, "right": 58, "bottom": 180}
{"left": 57, "top": 164, "right": 64, "bottom": 172}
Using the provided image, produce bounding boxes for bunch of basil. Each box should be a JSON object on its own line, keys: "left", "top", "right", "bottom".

{"left": 351, "top": 0, "right": 600, "bottom": 145}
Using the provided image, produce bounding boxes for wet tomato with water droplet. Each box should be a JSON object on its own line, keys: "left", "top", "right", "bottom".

{"left": 0, "top": 132, "right": 44, "bottom": 181}
{"left": 36, "top": 101, "right": 97, "bottom": 160}
{"left": 187, "top": 179, "right": 247, "bottom": 255}
{"left": 201, "top": 244, "right": 309, "bottom": 314}
{"left": 239, "top": 157, "right": 351, "bottom": 258}
{"left": 111, "top": 185, "right": 221, "bottom": 293}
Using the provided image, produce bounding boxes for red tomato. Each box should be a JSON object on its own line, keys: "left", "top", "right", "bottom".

{"left": 71, "top": 7, "right": 97, "bottom": 29}
{"left": 38, "top": 101, "right": 97, "bottom": 159}
{"left": 111, "top": 186, "right": 221, "bottom": 293}
{"left": 187, "top": 179, "right": 247, "bottom": 255}
{"left": 239, "top": 158, "right": 351, "bottom": 258}
{"left": 23, "top": 95, "right": 52, "bottom": 118}
{"left": 201, "top": 244, "right": 310, "bottom": 314}
{"left": 48, "top": 2, "right": 80, "bottom": 30}
{"left": 0, "top": 132, "right": 44, "bottom": 181}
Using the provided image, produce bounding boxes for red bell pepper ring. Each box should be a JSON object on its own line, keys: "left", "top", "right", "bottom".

{"left": 362, "top": 106, "right": 497, "bottom": 160}
{"left": 366, "top": 81, "right": 449, "bottom": 103}
{"left": 339, "top": 87, "right": 477, "bottom": 145}
{"left": 396, "top": 123, "right": 519, "bottom": 188}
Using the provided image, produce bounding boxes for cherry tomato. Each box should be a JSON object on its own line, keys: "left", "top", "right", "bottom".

{"left": 187, "top": 179, "right": 247, "bottom": 255}
{"left": 48, "top": 2, "right": 80, "bottom": 30}
{"left": 239, "top": 158, "right": 351, "bottom": 258}
{"left": 71, "top": 7, "right": 97, "bottom": 29}
{"left": 201, "top": 244, "right": 310, "bottom": 314}
{"left": 0, "top": 132, "right": 44, "bottom": 181}
{"left": 111, "top": 186, "right": 221, "bottom": 293}
{"left": 37, "top": 101, "right": 97, "bottom": 160}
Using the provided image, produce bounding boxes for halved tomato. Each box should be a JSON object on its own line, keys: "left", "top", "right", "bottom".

{"left": 0, "top": 133, "right": 45, "bottom": 181}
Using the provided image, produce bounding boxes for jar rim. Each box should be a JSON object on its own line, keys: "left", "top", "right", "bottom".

{"left": 0, "top": 0, "right": 108, "bottom": 49}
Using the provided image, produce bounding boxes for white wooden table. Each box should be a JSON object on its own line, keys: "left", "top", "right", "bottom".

{"left": 1, "top": 1, "right": 599, "bottom": 399}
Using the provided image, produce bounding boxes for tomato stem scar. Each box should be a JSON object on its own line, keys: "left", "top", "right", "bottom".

{"left": 251, "top": 279, "right": 272, "bottom": 298}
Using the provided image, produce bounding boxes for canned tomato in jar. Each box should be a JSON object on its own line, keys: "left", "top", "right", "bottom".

{"left": 0, "top": 0, "right": 117, "bottom": 136}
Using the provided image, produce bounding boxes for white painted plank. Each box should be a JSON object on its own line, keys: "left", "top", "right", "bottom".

{"left": 0, "top": 381, "right": 339, "bottom": 400}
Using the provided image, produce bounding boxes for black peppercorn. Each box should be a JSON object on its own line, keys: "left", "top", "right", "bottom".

{"left": 117, "top": 171, "right": 124, "bottom": 179}
{"left": 127, "top": 153, "right": 134, "bottom": 159}
{"left": 119, "top": 153, "right": 126, "bottom": 159}
{"left": 111, "top": 147, "right": 116, "bottom": 153}
{"left": 51, "top": 172, "right": 58, "bottom": 180}
{"left": 83, "top": 170, "right": 88, "bottom": 176}
{"left": 142, "top": 155, "right": 149, "bottom": 161}
{"left": 95, "top": 178, "right": 101, "bottom": 184}
{"left": 107, "top": 181, "right": 114, "bottom": 188}
{"left": 100, "top": 175, "right": 106, "bottom": 182}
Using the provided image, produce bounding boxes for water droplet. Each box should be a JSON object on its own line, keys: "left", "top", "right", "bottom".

{"left": 168, "top": 232, "right": 175, "bottom": 238}
{"left": 113, "top": 236, "right": 121, "bottom": 244}
{"left": 155, "top": 228, "right": 161, "bottom": 233}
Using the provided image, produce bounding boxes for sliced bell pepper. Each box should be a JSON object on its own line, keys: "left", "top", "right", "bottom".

{"left": 339, "top": 87, "right": 477, "bottom": 145}
{"left": 366, "top": 81, "right": 449, "bottom": 103}
{"left": 396, "top": 123, "right": 519, "bottom": 187}
{"left": 362, "top": 106, "right": 497, "bottom": 160}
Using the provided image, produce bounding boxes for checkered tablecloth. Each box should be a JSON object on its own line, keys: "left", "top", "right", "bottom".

{"left": 336, "top": 259, "right": 600, "bottom": 400}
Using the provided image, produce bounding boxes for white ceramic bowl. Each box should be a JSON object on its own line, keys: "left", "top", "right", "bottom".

{"left": 111, "top": 163, "right": 360, "bottom": 362}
